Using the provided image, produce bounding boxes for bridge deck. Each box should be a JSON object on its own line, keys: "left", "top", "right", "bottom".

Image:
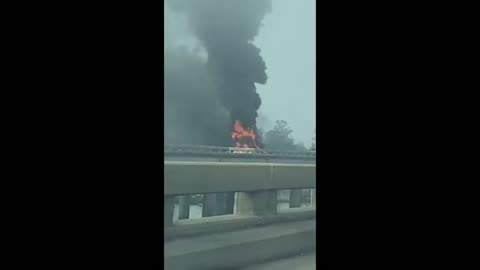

{"left": 164, "top": 144, "right": 316, "bottom": 164}
{"left": 164, "top": 156, "right": 316, "bottom": 164}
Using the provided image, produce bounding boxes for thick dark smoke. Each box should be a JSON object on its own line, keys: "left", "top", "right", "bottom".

{"left": 166, "top": 0, "right": 271, "bottom": 147}
{"left": 165, "top": 46, "right": 231, "bottom": 146}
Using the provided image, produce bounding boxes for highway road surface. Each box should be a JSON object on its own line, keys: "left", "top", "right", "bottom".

{"left": 241, "top": 253, "right": 315, "bottom": 270}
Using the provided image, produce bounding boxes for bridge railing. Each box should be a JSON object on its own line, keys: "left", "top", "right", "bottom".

{"left": 164, "top": 161, "right": 316, "bottom": 239}
{"left": 164, "top": 144, "right": 316, "bottom": 160}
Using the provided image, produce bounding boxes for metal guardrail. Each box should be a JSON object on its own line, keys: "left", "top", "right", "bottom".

{"left": 164, "top": 144, "right": 316, "bottom": 160}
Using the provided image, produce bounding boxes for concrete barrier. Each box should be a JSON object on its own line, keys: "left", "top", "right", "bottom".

{"left": 165, "top": 207, "right": 315, "bottom": 240}
{"left": 164, "top": 162, "right": 316, "bottom": 195}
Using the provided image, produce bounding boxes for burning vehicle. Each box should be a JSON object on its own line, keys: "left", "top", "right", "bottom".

{"left": 230, "top": 119, "right": 268, "bottom": 154}
{"left": 231, "top": 120, "right": 257, "bottom": 148}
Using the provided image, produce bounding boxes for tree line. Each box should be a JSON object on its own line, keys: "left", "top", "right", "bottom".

{"left": 259, "top": 120, "right": 315, "bottom": 152}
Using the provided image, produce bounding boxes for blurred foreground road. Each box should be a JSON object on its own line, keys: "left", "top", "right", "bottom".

{"left": 241, "top": 253, "right": 315, "bottom": 270}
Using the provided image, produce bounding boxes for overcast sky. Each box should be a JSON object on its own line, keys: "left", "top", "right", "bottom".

{"left": 165, "top": 0, "right": 316, "bottom": 145}
{"left": 254, "top": 0, "right": 316, "bottom": 145}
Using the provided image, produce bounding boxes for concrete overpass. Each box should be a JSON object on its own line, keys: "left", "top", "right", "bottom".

{"left": 164, "top": 144, "right": 316, "bottom": 164}
{"left": 164, "top": 151, "right": 316, "bottom": 270}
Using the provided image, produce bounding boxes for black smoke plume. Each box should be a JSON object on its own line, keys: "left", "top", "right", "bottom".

{"left": 164, "top": 46, "right": 231, "bottom": 146}
{"left": 166, "top": 0, "right": 271, "bottom": 147}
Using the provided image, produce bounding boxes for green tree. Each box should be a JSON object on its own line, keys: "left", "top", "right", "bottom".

{"left": 264, "top": 120, "right": 296, "bottom": 151}
{"left": 294, "top": 141, "right": 308, "bottom": 151}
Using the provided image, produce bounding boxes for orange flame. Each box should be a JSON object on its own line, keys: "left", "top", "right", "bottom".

{"left": 231, "top": 120, "right": 257, "bottom": 148}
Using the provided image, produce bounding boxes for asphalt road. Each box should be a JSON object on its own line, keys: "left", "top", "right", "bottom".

{"left": 241, "top": 253, "right": 316, "bottom": 270}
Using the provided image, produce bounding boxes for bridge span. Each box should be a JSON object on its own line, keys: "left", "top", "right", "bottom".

{"left": 164, "top": 145, "right": 316, "bottom": 270}
{"left": 164, "top": 144, "right": 316, "bottom": 164}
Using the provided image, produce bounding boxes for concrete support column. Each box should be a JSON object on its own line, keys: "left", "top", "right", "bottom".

{"left": 235, "top": 192, "right": 252, "bottom": 215}
{"left": 202, "top": 192, "right": 235, "bottom": 217}
{"left": 290, "top": 189, "right": 302, "bottom": 208}
{"left": 311, "top": 188, "right": 316, "bottom": 208}
{"left": 236, "top": 190, "right": 277, "bottom": 216}
{"left": 202, "top": 194, "right": 217, "bottom": 217}
{"left": 215, "top": 193, "right": 228, "bottom": 215}
{"left": 178, "top": 195, "right": 191, "bottom": 220}
{"left": 225, "top": 192, "right": 235, "bottom": 214}
{"left": 164, "top": 196, "right": 175, "bottom": 227}
{"left": 302, "top": 189, "right": 311, "bottom": 204}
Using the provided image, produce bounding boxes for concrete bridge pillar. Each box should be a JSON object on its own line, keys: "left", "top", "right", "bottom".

{"left": 215, "top": 193, "right": 228, "bottom": 215}
{"left": 178, "top": 195, "right": 191, "bottom": 220}
{"left": 290, "top": 189, "right": 302, "bottom": 208}
{"left": 202, "top": 193, "right": 235, "bottom": 217}
{"left": 225, "top": 192, "right": 235, "bottom": 214}
{"left": 311, "top": 188, "right": 316, "bottom": 207}
{"left": 164, "top": 196, "right": 175, "bottom": 227}
{"left": 202, "top": 194, "right": 217, "bottom": 217}
{"left": 236, "top": 190, "right": 277, "bottom": 216}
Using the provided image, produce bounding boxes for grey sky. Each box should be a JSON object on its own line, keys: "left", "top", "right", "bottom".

{"left": 254, "top": 0, "right": 316, "bottom": 145}
{"left": 165, "top": 0, "right": 316, "bottom": 145}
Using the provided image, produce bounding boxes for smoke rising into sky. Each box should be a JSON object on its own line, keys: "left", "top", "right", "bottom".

{"left": 165, "top": 0, "right": 315, "bottom": 146}
{"left": 165, "top": 0, "right": 271, "bottom": 146}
